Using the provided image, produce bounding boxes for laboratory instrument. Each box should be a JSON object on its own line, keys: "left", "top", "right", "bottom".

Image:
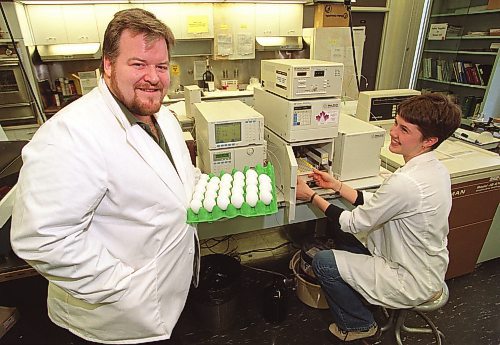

{"left": 260, "top": 59, "right": 343, "bottom": 100}
{"left": 194, "top": 100, "right": 264, "bottom": 150}
{"left": 194, "top": 100, "right": 266, "bottom": 175}
{"left": 332, "top": 114, "right": 385, "bottom": 181}
{"left": 254, "top": 87, "right": 340, "bottom": 143}
{"left": 356, "top": 89, "right": 421, "bottom": 130}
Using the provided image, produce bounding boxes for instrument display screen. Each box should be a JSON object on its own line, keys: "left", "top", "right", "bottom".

{"left": 215, "top": 122, "right": 241, "bottom": 144}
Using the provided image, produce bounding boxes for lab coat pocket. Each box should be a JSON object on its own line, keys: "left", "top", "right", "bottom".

{"left": 60, "top": 258, "right": 166, "bottom": 341}
{"left": 107, "top": 258, "right": 166, "bottom": 334}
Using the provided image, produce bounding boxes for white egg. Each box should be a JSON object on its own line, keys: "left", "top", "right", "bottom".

{"left": 218, "top": 187, "right": 231, "bottom": 199}
{"left": 233, "top": 171, "right": 245, "bottom": 181}
{"left": 200, "top": 174, "right": 210, "bottom": 182}
{"left": 203, "top": 197, "right": 216, "bottom": 212}
{"left": 231, "top": 185, "right": 244, "bottom": 196}
{"left": 231, "top": 193, "right": 244, "bottom": 208}
{"left": 191, "top": 191, "right": 204, "bottom": 201}
{"left": 206, "top": 181, "right": 219, "bottom": 192}
{"left": 259, "top": 191, "right": 273, "bottom": 205}
{"left": 196, "top": 178, "right": 208, "bottom": 187}
{"left": 245, "top": 184, "right": 258, "bottom": 195}
{"left": 190, "top": 199, "right": 202, "bottom": 214}
{"left": 204, "top": 189, "right": 218, "bottom": 200}
{"left": 232, "top": 179, "right": 245, "bottom": 189}
{"left": 216, "top": 195, "right": 230, "bottom": 211}
{"left": 220, "top": 173, "right": 233, "bottom": 184}
{"left": 194, "top": 184, "right": 206, "bottom": 194}
{"left": 258, "top": 181, "right": 272, "bottom": 193}
{"left": 258, "top": 174, "right": 271, "bottom": 184}
{"left": 245, "top": 169, "right": 258, "bottom": 180}
{"left": 209, "top": 176, "right": 221, "bottom": 184}
{"left": 245, "top": 175, "right": 258, "bottom": 186}
{"left": 219, "top": 180, "right": 232, "bottom": 190}
{"left": 245, "top": 192, "right": 259, "bottom": 207}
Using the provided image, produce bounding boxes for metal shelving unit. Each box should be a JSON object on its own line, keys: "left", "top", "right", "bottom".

{"left": 413, "top": 0, "right": 500, "bottom": 119}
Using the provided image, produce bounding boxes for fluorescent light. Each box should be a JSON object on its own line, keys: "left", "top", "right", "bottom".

{"left": 20, "top": 0, "right": 307, "bottom": 4}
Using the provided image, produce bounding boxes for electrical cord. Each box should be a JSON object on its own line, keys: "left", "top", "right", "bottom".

{"left": 0, "top": 3, "right": 46, "bottom": 124}
{"left": 235, "top": 241, "right": 292, "bottom": 256}
{"left": 345, "top": 0, "right": 361, "bottom": 93}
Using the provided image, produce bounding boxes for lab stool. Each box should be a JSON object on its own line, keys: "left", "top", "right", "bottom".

{"left": 381, "top": 283, "right": 449, "bottom": 345}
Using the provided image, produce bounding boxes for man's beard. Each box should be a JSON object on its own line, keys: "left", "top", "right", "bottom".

{"left": 110, "top": 70, "right": 164, "bottom": 116}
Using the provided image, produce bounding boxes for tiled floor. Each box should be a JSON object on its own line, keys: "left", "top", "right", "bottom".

{"left": 1, "top": 225, "right": 499, "bottom": 345}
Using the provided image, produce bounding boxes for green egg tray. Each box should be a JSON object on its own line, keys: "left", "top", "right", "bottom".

{"left": 187, "top": 164, "right": 278, "bottom": 224}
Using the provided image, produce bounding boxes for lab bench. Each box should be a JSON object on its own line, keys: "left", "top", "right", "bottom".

{"left": 163, "top": 89, "right": 254, "bottom": 106}
{"left": 197, "top": 171, "right": 387, "bottom": 240}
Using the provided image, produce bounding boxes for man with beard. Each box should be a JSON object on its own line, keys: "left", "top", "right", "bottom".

{"left": 11, "top": 8, "right": 199, "bottom": 344}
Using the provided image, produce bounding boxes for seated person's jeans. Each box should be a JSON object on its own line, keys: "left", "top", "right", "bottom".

{"left": 312, "top": 221, "right": 376, "bottom": 332}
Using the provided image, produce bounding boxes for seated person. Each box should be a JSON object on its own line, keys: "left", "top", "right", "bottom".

{"left": 295, "top": 94, "right": 461, "bottom": 342}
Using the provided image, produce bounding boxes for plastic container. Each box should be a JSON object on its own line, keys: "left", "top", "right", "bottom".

{"left": 290, "top": 251, "right": 329, "bottom": 309}
{"left": 187, "top": 164, "right": 278, "bottom": 224}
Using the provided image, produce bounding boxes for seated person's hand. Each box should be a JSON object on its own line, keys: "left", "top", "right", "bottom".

{"left": 296, "top": 176, "right": 315, "bottom": 201}
{"left": 309, "top": 168, "right": 337, "bottom": 190}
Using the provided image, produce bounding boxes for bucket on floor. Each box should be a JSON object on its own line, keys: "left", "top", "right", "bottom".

{"left": 290, "top": 251, "right": 329, "bottom": 309}
{"left": 192, "top": 254, "right": 242, "bottom": 331}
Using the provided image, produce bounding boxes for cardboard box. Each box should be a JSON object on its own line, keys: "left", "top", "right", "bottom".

{"left": 314, "top": 3, "right": 349, "bottom": 28}
{"left": 0, "top": 306, "right": 19, "bottom": 339}
{"left": 487, "top": 0, "right": 500, "bottom": 10}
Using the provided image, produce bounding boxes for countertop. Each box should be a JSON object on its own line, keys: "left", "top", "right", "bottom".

{"left": 163, "top": 89, "right": 254, "bottom": 104}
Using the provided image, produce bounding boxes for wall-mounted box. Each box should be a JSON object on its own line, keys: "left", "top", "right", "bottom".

{"left": 314, "top": 3, "right": 349, "bottom": 28}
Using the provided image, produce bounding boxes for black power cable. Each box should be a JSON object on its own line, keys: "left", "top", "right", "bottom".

{"left": 0, "top": 3, "right": 46, "bottom": 124}
{"left": 345, "top": 0, "right": 361, "bottom": 93}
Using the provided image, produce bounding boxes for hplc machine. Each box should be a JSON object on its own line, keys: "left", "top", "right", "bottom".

{"left": 256, "top": 59, "right": 344, "bottom": 221}
{"left": 194, "top": 100, "right": 266, "bottom": 175}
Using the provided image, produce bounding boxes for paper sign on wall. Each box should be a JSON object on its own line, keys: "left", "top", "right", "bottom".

{"left": 187, "top": 15, "right": 209, "bottom": 34}
{"left": 217, "top": 34, "right": 233, "bottom": 56}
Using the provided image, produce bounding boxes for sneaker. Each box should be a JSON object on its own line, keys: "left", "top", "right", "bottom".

{"left": 328, "top": 323, "right": 379, "bottom": 342}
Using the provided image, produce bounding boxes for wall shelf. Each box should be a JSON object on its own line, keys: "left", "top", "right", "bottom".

{"left": 419, "top": 77, "right": 488, "bottom": 89}
{"left": 446, "top": 36, "right": 500, "bottom": 40}
{"left": 424, "top": 49, "right": 498, "bottom": 56}
{"left": 415, "top": 0, "right": 499, "bottom": 119}
{"left": 431, "top": 8, "right": 500, "bottom": 17}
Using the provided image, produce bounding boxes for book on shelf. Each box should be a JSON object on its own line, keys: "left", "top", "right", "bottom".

{"left": 477, "top": 64, "right": 493, "bottom": 85}
{"left": 463, "top": 61, "right": 481, "bottom": 85}
{"left": 420, "top": 58, "right": 493, "bottom": 86}
{"left": 465, "top": 31, "right": 489, "bottom": 36}
{"left": 489, "top": 28, "right": 500, "bottom": 36}
{"left": 460, "top": 96, "right": 483, "bottom": 118}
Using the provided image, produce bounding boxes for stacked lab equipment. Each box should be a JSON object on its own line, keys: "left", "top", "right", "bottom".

{"left": 194, "top": 100, "right": 266, "bottom": 175}
{"left": 254, "top": 59, "right": 343, "bottom": 221}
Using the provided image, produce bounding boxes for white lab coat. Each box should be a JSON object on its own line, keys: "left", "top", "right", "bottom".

{"left": 11, "top": 79, "right": 199, "bottom": 344}
{"left": 335, "top": 152, "right": 451, "bottom": 309}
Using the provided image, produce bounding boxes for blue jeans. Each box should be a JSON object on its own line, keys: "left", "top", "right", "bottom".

{"left": 312, "top": 239, "right": 376, "bottom": 332}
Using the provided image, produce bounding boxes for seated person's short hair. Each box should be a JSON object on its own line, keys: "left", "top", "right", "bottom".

{"left": 397, "top": 93, "right": 462, "bottom": 150}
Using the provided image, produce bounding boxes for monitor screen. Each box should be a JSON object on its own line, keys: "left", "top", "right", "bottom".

{"left": 215, "top": 122, "right": 241, "bottom": 144}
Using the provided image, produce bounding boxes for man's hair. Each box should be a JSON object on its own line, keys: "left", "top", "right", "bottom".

{"left": 397, "top": 93, "right": 462, "bottom": 150}
{"left": 100, "top": 8, "right": 175, "bottom": 73}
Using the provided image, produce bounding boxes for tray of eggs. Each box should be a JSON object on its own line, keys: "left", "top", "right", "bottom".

{"left": 187, "top": 164, "right": 278, "bottom": 223}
